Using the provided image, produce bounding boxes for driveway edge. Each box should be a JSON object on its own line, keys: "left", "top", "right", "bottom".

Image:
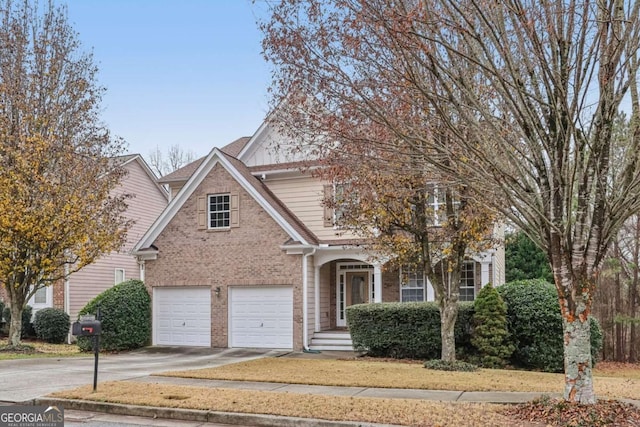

{"left": 33, "top": 397, "right": 400, "bottom": 427}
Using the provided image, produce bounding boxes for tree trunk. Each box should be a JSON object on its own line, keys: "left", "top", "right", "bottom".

{"left": 615, "top": 252, "right": 624, "bottom": 361}
{"left": 563, "top": 315, "right": 596, "bottom": 404}
{"left": 9, "top": 303, "right": 23, "bottom": 347}
{"left": 440, "top": 299, "right": 459, "bottom": 362}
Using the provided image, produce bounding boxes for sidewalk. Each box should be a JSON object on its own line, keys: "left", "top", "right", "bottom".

{"left": 33, "top": 374, "right": 563, "bottom": 427}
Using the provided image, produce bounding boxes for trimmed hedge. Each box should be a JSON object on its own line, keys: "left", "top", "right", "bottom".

{"left": 33, "top": 308, "right": 70, "bottom": 343}
{"left": 497, "top": 279, "right": 603, "bottom": 372}
{"left": 76, "top": 279, "right": 151, "bottom": 352}
{"left": 346, "top": 302, "right": 474, "bottom": 360}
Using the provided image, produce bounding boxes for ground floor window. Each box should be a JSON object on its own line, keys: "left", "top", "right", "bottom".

{"left": 459, "top": 261, "right": 476, "bottom": 301}
{"left": 400, "top": 261, "right": 476, "bottom": 302}
{"left": 400, "top": 267, "right": 426, "bottom": 302}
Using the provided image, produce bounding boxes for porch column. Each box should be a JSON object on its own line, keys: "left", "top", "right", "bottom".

{"left": 480, "top": 261, "right": 490, "bottom": 287}
{"left": 373, "top": 264, "right": 382, "bottom": 303}
{"left": 314, "top": 265, "right": 321, "bottom": 332}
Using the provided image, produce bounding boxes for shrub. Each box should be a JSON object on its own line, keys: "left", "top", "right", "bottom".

{"left": 76, "top": 279, "right": 151, "bottom": 352}
{"left": 33, "top": 308, "right": 70, "bottom": 343}
{"left": 471, "top": 283, "right": 514, "bottom": 368}
{"left": 2, "top": 305, "right": 35, "bottom": 338}
{"left": 497, "top": 279, "right": 603, "bottom": 372}
{"left": 346, "top": 302, "right": 475, "bottom": 360}
{"left": 423, "top": 359, "right": 478, "bottom": 372}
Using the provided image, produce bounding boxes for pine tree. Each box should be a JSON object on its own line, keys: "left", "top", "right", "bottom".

{"left": 471, "top": 283, "right": 514, "bottom": 368}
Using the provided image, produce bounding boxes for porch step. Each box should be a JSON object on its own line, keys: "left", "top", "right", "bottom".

{"left": 308, "top": 331, "right": 354, "bottom": 352}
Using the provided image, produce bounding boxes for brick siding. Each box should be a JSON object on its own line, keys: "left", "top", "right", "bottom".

{"left": 144, "top": 164, "right": 303, "bottom": 349}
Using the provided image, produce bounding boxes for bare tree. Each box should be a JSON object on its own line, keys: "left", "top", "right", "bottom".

{"left": 262, "top": 0, "right": 640, "bottom": 403}
{"left": 148, "top": 144, "right": 196, "bottom": 177}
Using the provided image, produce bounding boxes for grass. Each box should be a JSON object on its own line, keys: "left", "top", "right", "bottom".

{"left": 0, "top": 338, "right": 82, "bottom": 360}
{"left": 159, "top": 358, "right": 640, "bottom": 401}
{"left": 50, "top": 381, "right": 527, "bottom": 427}
{"left": 50, "top": 357, "right": 640, "bottom": 426}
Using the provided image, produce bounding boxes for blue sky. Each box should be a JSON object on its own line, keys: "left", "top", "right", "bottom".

{"left": 63, "top": 0, "right": 271, "bottom": 159}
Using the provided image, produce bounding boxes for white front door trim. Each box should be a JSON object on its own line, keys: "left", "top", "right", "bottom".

{"left": 336, "top": 262, "right": 374, "bottom": 327}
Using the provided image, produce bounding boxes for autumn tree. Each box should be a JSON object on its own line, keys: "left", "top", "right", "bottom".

{"left": 315, "top": 131, "right": 495, "bottom": 362}
{"left": 0, "top": 0, "right": 129, "bottom": 346}
{"left": 261, "top": 0, "right": 640, "bottom": 403}
{"left": 148, "top": 144, "right": 196, "bottom": 177}
{"left": 263, "top": 4, "right": 497, "bottom": 361}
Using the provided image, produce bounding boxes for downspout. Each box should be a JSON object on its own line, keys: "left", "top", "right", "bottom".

{"left": 302, "top": 248, "right": 317, "bottom": 352}
{"left": 64, "top": 263, "right": 71, "bottom": 344}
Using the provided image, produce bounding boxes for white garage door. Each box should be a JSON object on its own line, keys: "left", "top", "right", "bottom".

{"left": 154, "top": 287, "right": 211, "bottom": 347}
{"left": 229, "top": 286, "right": 293, "bottom": 349}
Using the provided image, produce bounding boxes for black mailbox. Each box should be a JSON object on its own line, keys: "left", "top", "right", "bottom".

{"left": 72, "top": 319, "right": 101, "bottom": 336}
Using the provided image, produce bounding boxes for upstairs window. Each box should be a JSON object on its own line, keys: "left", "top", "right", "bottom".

{"left": 209, "top": 194, "right": 230, "bottom": 228}
{"left": 427, "top": 184, "right": 460, "bottom": 225}
{"left": 197, "top": 193, "right": 239, "bottom": 230}
{"left": 323, "top": 183, "right": 350, "bottom": 227}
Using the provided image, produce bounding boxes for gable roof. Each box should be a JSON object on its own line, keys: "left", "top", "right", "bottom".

{"left": 133, "top": 146, "right": 318, "bottom": 253}
{"left": 112, "top": 154, "right": 169, "bottom": 201}
{"left": 157, "top": 137, "right": 251, "bottom": 185}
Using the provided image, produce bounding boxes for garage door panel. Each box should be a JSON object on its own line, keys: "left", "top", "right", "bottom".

{"left": 154, "top": 287, "right": 211, "bottom": 347}
{"left": 230, "top": 286, "right": 293, "bottom": 349}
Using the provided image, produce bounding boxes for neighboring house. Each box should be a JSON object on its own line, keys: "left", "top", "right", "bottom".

{"left": 133, "top": 122, "right": 505, "bottom": 351}
{"left": 28, "top": 154, "right": 169, "bottom": 321}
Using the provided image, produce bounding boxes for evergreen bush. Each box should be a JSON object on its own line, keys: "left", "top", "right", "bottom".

{"left": 346, "top": 302, "right": 475, "bottom": 359}
{"left": 33, "top": 308, "right": 70, "bottom": 343}
{"left": 76, "top": 279, "right": 151, "bottom": 352}
{"left": 471, "top": 283, "right": 514, "bottom": 368}
{"left": 497, "top": 279, "right": 603, "bottom": 372}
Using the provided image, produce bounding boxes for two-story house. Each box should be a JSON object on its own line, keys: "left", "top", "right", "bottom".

{"left": 133, "top": 122, "right": 504, "bottom": 351}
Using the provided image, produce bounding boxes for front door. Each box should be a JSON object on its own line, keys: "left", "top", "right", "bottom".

{"left": 337, "top": 269, "right": 371, "bottom": 327}
{"left": 346, "top": 272, "right": 369, "bottom": 306}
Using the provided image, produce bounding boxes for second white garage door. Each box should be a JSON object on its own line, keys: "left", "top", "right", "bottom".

{"left": 229, "top": 286, "right": 293, "bottom": 349}
{"left": 154, "top": 287, "right": 211, "bottom": 347}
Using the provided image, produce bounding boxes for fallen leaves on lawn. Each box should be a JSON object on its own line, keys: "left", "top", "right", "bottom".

{"left": 160, "top": 357, "right": 640, "bottom": 400}
{"left": 503, "top": 395, "right": 640, "bottom": 427}
{"left": 51, "top": 381, "right": 536, "bottom": 426}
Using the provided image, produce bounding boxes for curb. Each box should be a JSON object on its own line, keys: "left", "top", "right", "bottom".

{"left": 34, "top": 398, "right": 401, "bottom": 427}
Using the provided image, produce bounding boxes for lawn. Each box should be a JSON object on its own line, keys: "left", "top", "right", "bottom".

{"left": 0, "top": 338, "right": 82, "bottom": 360}
{"left": 159, "top": 357, "right": 640, "bottom": 401}
{"left": 50, "top": 357, "right": 640, "bottom": 426}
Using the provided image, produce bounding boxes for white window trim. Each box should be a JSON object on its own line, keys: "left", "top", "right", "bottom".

{"left": 28, "top": 285, "right": 53, "bottom": 311}
{"left": 459, "top": 261, "right": 476, "bottom": 301}
{"left": 115, "top": 268, "right": 125, "bottom": 285}
{"left": 400, "top": 266, "right": 427, "bottom": 302}
{"left": 208, "top": 193, "right": 231, "bottom": 229}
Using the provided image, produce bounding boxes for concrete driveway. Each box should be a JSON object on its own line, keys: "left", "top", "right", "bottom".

{"left": 0, "top": 347, "right": 284, "bottom": 403}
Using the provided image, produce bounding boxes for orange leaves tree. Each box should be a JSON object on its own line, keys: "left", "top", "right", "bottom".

{"left": 0, "top": 0, "right": 129, "bottom": 346}
{"left": 261, "top": 0, "right": 640, "bottom": 403}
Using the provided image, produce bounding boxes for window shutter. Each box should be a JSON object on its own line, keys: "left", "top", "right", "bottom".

{"left": 197, "top": 196, "right": 207, "bottom": 229}
{"left": 323, "top": 185, "right": 333, "bottom": 227}
{"left": 230, "top": 193, "right": 240, "bottom": 227}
